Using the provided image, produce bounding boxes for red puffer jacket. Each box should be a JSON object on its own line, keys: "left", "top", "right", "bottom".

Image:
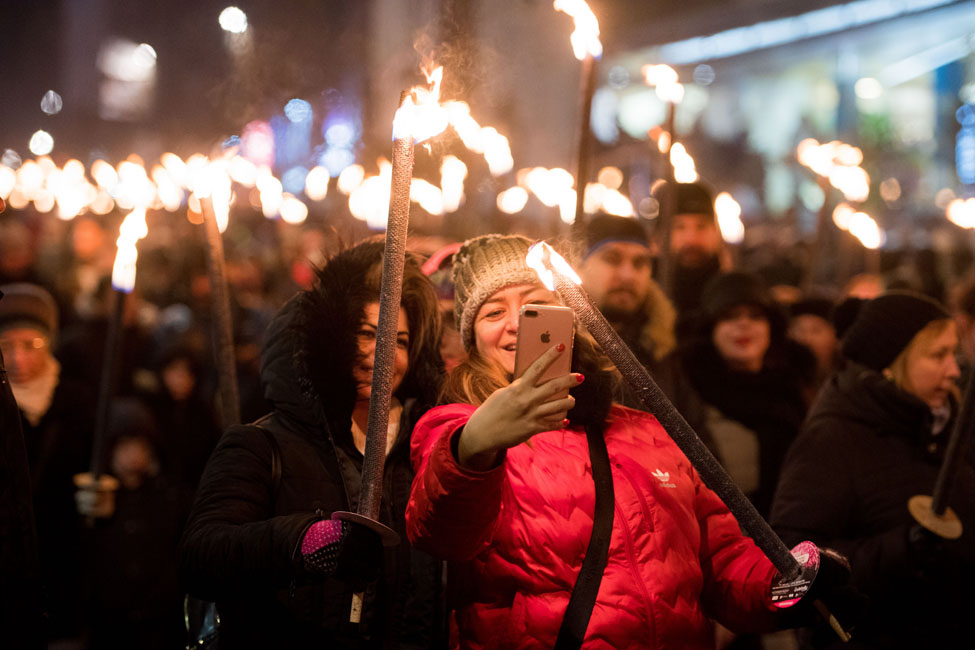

{"left": 407, "top": 403, "right": 779, "bottom": 649}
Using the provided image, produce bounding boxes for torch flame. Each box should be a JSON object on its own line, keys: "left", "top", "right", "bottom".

{"left": 553, "top": 0, "right": 602, "bottom": 60}
{"left": 440, "top": 155, "right": 467, "bottom": 213}
{"left": 848, "top": 211, "right": 884, "bottom": 249}
{"left": 946, "top": 198, "right": 975, "bottom": 229}
{"left": 670, "top": 143, "right": 699, "bottom": 183}
{"left": 392, "top": 65, "right": 450, "bottom": 143}
{"left": 714, "top": 192, "right": 744, "bottom": 244}
{"left": 112, "top": 207, "right": 148, "bottom": 292}
{"left": 526, "top": 241, "right": 583, "bottom": 291}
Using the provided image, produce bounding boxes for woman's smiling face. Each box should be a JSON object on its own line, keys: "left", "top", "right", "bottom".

{"left": 473, "top": 283, "right": 559, "bottom": 375}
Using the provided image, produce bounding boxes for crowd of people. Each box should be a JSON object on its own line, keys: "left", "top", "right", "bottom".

{"left": 1, "top": 180, "right": 974, "bottom": 649}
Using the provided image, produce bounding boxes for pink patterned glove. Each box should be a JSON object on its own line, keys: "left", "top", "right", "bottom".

{"left": 300, "top": 519, "right": 383, "bottom": 583}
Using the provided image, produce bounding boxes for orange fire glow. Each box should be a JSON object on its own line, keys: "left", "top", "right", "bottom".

{"left": 553, "top": 0, "right": 602, "bottom": 60}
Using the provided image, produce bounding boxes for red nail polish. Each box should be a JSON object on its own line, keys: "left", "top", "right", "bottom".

{"left": 576, "top": 373, "right": 585, "bottom": 383}
{"left": 556, "top": 343, "right": 565, "bottom": 352}
{"left": 562, "top": 418, "right": 570, "bottom": 428}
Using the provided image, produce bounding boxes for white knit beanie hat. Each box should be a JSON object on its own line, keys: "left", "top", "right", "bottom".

{"left": 452, "top": 234, "right": 540, "bottom": 351}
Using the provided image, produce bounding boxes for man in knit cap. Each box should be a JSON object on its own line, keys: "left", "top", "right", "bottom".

{"left": 578, "top": 215, "right": 715, "bottom": 450}
{"left": 651, "top": 181, "right": 729, "bottom": 330}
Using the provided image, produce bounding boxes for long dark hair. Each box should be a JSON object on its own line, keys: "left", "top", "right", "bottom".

{"left": 300, "top": 239, "right": 444, "bottom": 435}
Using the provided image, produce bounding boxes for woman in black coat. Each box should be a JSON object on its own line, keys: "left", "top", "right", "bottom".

{"left": 771, "top": 292, "right": 975, "bottom": 649}
{"left": 680, "top": 272, "right": 815, "bottom": 517}
{"left": 179, "top": 241, "right": 445, "bottom": 648}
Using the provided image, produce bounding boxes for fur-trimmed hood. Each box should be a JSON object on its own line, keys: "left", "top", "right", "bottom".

{"left": 259, "top": 241, "right": 443, "bottom": 446}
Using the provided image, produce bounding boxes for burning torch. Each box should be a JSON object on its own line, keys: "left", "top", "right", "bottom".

{"left": 554, "top": 0, "right": 602, "bottom": 238}
{"left": 332, "top": 71, "right": 450, "bottom": 623}
{"left": 526, "top": 241, "right": 851, "bottom": 641}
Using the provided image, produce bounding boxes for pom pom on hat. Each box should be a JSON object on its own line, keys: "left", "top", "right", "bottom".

{"left": 840, "top": 291, "right": 950, "bottom": 371}
{"left": 451, "top": 234, "right": 539, "bottom": 351}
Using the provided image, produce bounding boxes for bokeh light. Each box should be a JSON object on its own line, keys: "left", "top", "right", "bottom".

{"left": 40, "top": 90, "right": 63, "bottom": 115}
{"left": 29, "top": 130, "right": 54, "bottom": 156}
{"left": 219, "top": 7, "right": 248, "bottom": 34}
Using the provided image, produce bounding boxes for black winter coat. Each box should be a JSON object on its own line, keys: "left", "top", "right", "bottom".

{"left": 180, "top": 292, "right": 443, "bottom": 649}
{"left": 771, "top": 362, "right": 975, "bottom": 649}
{"left": 683, "top": 340, "right": 812, "bottom": 516}
{"left": 0, "top": 348, "right": 45, "bottom": 648}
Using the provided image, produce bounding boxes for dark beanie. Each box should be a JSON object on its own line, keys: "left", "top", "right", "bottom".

{"left": 832, "top": 296, "right": 867, "bottom": 339}
{"left": 841, "top": 291, "right": 950, "bottom": 371}
{"left": 700, "top": 272, "right": 772, "bottom": 322}
{"left": 583, "top": 214, "right": 649, "bottom": 258}
{"left": 0, "top": 283, "right": 58, "bottom": 342}
{"left": 652, "top": 182, "right": 716, "bottom": 218}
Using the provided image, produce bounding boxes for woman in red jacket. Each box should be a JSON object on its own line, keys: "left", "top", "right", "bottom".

{"left": 406, "top": 234, "right": 811, "bottom": 650}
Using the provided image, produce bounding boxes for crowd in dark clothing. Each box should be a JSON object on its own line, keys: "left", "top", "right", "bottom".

{"left": 1, "top": 183, "right": 974, "bottom": 650}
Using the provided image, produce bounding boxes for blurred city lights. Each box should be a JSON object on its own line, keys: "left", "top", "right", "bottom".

{"left": 219, "top": 7, "right": 249, "bottom": 34}
{"left": 0, "top": 166, "right": 15, "bottom": 198}
{"left": 320, "top": 147, "right": 356, "bottom": 177}
{"left": 596, "top": 166, "right": 623, "bottom": 190}
{"left": 854, "top": 77, "right": 883, "bottom": 100}
{"left": 281, "top": 166, "right": 309, "bottom": 194}
{"left": 947, "top": 197, "right": 975, "bottom": 229}
{"left": 40, "top": 90, "right": 63, "bottom": 115}
{"left": 497, "top": 186, "right": 529, "bottom": 214}
{"left": 325, "top": 121, "right": 357, "bottom": 148}
{"left": 304, "top": 166, "right": 330, "bottom": 201}
{"left": 28, "top": 130, "right": 54, "bottom": 156}
{"left": 693, "top": 64, "right": 715, "bottom": 86}
{"left": 284, "top": 99, "right": 313, "bottom": 124}
{"left": 2, "top": 150, "right": 22, "bottom": 168}
{"left": 879, "top": 177, "right": 902, "bottom": 203}
{"left": 337, "top": 164, "right": 366, "bottom": 194}
{"left": 279, "top": 194, "right": 309, "bottom": 224}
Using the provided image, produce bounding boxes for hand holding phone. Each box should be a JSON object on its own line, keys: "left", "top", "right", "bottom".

{"left": 514, "top": 305, "right": 575, "bottom": 394}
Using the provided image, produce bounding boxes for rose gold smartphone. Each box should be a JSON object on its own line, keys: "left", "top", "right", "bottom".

{"left": 514, "top": 304, "right": 575, "bottom": 395}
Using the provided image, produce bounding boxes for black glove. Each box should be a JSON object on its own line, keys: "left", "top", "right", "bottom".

{"left": 300, "top": 519, "right": 384, "bottom": 588}
{"left": 906, "top": 523, "right": 961, "bottom": 582}
{"left": 775, "top": 545, "right": 868, "bottom": 645}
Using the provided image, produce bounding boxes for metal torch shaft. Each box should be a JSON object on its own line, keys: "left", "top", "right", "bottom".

{"left": 201, "top": 198, "right": 241, "bottom": 429}
{"left": 358, "top": 133, "right": 414, "bottom": 521}
{"left": 89, "top": 289, "right": 127, "bottom": 478}
{"left": 570, "top": 54, "right": 598, "bottom": 241}
{"left": 931, "top": 362, "right": 975, "bottom": 514}
{"left": 555, "top": 276, "right": 802, "bottom": 579}
{"left": 656, "top": 101, "right": 678, "bottom": 292}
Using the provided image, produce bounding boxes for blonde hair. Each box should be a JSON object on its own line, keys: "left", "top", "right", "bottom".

{"left": 439, "top": 349, "right": 510, "bottom": 406}
{"left": 885, "top": 318, "right": 959, "bottom": 401}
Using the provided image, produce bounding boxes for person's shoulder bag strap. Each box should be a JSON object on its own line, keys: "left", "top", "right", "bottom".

{"left": 253, "top": 422, "right": 282, "bottom": 502}
{"left": 554, "top": 422, "right": 615, "bottom": 650}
